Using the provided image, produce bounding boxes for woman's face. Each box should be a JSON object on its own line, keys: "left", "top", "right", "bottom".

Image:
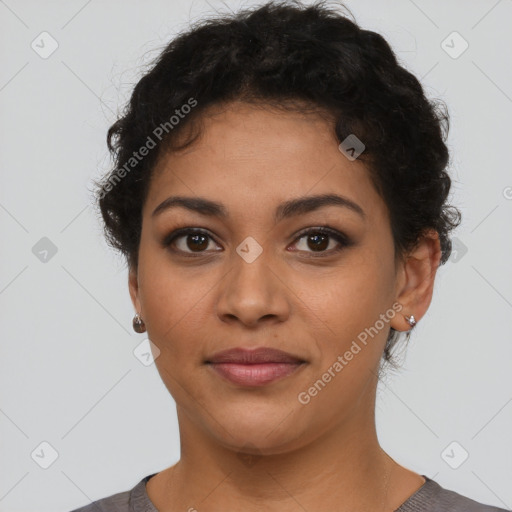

{"left": 130, "top": 101, "right": 407, "bottom": 454}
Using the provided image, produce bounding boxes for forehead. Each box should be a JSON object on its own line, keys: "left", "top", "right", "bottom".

{"left": 144, "top": 101, "right": 386, "bottom": 224}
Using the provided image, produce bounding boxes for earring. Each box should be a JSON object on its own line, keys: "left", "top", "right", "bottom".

{"left": 405, "top": 315, "right": 416, "bottom": 328}
{"left": 132, "top": 312, "right": 146, "bottom": 333}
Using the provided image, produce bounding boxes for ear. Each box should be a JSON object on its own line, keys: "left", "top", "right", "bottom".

{"left": 391, "top": 230, "right": 442, "bottom": 332}
{"left": 128, "top": 265, "right": 141, "bottom": 314}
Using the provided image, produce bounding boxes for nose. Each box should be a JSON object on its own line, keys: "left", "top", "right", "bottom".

{"left": 215, "top": 251, "right": 290, "bottom": 328}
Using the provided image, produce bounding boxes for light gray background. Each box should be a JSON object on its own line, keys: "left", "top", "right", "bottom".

{"left": 1, "top": 0, "right": 511, "bottom": 511}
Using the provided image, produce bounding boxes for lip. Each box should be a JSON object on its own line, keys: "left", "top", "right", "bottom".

{"left": 206, "top": 347, "right": 305, "bottom": 364}
{"left": 205, "top": 347, "right": 306, "bottom": 387}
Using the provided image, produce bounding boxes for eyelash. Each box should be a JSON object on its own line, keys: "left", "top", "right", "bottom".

{"left": 161, "top": 226, "right": 352, "bottom": 258}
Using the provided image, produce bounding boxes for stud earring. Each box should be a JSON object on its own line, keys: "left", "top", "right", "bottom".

{"left": 132, "top": 312, "right": 146, "bottom": 333}
{"left": 405, "top": 315, "right": 416, "bottom": 328}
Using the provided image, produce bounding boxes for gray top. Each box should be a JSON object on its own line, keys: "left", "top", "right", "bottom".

{"left": 70, "top": 473, "right": 509, "bottom": 512}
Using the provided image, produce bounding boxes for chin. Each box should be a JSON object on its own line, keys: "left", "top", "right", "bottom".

{"left": 208, "top": 405, "right": 312, "bottom": 455}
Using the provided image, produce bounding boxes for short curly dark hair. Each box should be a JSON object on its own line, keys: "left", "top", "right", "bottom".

{"left": 92, "top": 0, "right": 461, "bottom": 370}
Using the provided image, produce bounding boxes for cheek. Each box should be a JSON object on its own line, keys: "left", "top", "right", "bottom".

{"left": 293, "top": 265, "right": 394, "bottom": 415}
{"left": 140, "top": 267, "right": 210, "bottom": 401}
{"left": 135, "top": 243, "right": 196, "bottom": 399}
{"left": 298, "top": 252, "right": 395, "bottom": 367}
{"left": 138, "top": 257, "right": 217, "bottom": 365}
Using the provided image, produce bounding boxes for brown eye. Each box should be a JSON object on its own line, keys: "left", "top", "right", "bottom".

{"left": 291, "top": 227, "right": 351, "bottom": 256}
{"left": 303, "top": 232, "right": 330, "bottom": 251}
{"left": 162, "top": 228, "right": 220, "bottom": 255}
{"left": 182, "top": 233, "right": 210, "bottom": 252}
{"left": 162, "top": 226, "right": 352, "bottom": 258}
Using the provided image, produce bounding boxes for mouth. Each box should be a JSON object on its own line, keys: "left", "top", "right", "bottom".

{"left": 205, "top": 347, "right": 307, "bottom": 387}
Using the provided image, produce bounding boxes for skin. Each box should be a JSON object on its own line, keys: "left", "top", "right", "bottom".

{"left": 128, "top": 100, "right": 441, "bottom": 511}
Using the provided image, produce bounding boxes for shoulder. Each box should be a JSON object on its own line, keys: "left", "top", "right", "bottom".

{"left": 397, "top": 476, "right": 509, "bottom": 512}
{"left": 68, "top": 473, "right": 157, "bottom": 512}
{"left": 68, "top": 489, "right": 130, "bottom": 512}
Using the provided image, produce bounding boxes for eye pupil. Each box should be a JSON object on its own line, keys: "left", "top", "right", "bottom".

{"left": 308, "top": 233, "right": 329, "bottom": 251}
{"left": 187, "top": 234, "right": 209, "bottom": 251}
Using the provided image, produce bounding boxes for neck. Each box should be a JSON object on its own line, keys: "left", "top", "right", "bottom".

{"left": 148, "top": 393, "right": 416, "bottom": 511}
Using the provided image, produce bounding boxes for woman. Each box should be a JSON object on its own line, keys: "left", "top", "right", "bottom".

{"left": 71, "top": 1, "right": 506, "bottom": 510}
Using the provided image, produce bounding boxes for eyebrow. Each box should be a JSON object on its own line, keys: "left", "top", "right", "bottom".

{"left": 151, "top": 193, "right": 366, "bottom": 222}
